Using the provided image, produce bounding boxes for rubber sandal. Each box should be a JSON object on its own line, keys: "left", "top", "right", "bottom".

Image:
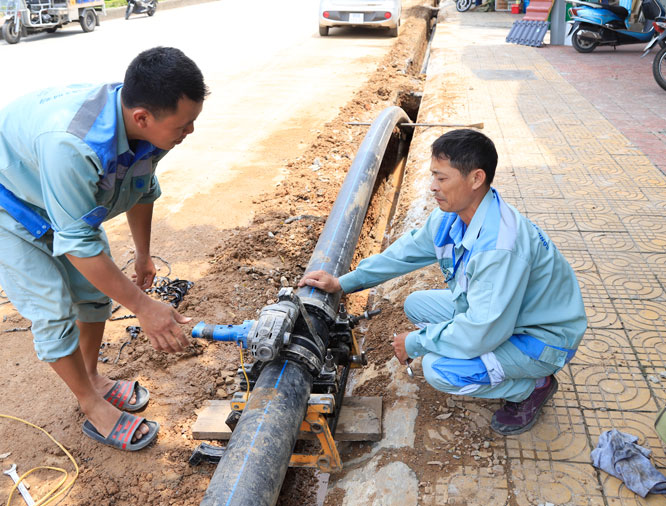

{"left": 82, "top": 412, "right": 159, "bottom": 451}
{"left": 103, "top": 380, "right": 150, "bottom": 412}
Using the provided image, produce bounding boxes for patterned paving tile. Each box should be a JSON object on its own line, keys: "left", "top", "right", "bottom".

{"left": 508, "top": 461, "right": 603, "bottom": 506}
{"left": 576, "top": 271, "right": 610, "bottom": 300}
{"left": 594, "top": 253, "right": 664, "bottom": 300}
{"left": 522, "top": 198, "right": 570, "bottom": 214}
{"left": 583, "top": 296, "right": 621, "bottom": 329}
{"left": 583, "top": 232, "right": 636, "bottom": 253}
{"left": 612, "top": 299, "right": 666, "bottom": 331}
{"left": 421, "top": 465, "right": 509, "bottom": 505}
{"left": 504, "top": 405, "right": 590, "bottom": 463}
{"left": 546, "top": 230, "right": 587, "bottom": 251}
{"left": 628, "top": 330, "right": 666, "bottom": 372}
{"left": 570, "top": 363, "right": 657, "bottom": 412}
{"left": 527, "top": 212, "right": 576, "bottom": 231}
{"left": 573, "top": 210, "right": 625, "bottom": 233}
{"left": 644, "top": 254, "right": 666, "bottom": 288}
{"left": 621, "top": 215, "right": 666, "bottom": 253}
{"left": 560, "top": 250, "right": 597, "bottom": 273}
{"left": 574, "top": 328, "right": 637, "bottom": 367}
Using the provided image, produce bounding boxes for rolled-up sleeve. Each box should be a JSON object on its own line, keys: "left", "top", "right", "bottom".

{"left": 137, "top": 174, "right": 161, "bottom": 204}
{"left": 405, "top": 249, "right": 531, "bottom": 359}
{"left": 35, "top": 132, "right": 106, "bottom": 258}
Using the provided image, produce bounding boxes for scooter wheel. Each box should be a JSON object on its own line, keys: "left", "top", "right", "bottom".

{"left": 654, "top": 46, "right": 666, "bottom": 92}
{"left": 456, "top": 0, "right": 473, "bottom": 12}
{"left": 571, "top": 27, "right": 598, "bottom": 53}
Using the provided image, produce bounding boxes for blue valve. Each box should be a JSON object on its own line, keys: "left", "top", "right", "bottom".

{"left": 192, "top": 320, "right": 255, "bottom": 348}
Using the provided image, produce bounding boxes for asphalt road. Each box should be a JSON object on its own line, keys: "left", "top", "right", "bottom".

{"left": 0, "top": 0, "right": 397, "bottom": 276}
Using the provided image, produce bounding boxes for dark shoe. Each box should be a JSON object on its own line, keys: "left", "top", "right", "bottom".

{"left": 491, "top": 375, "right": 558, "bottom": 436}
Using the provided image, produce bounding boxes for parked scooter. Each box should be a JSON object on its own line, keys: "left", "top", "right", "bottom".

{"left": 568, "top": 0, "right": 665, "bottom": 53}
{"left": 456, "top": 0, "right": 473, "bottom": 12}
{"left": 125, "top": 0, "right": 155, "bottom": 19}
{"left": 643, "top": 17, "right": 666, "bottom": 89}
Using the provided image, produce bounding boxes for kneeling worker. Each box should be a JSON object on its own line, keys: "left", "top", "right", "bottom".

{"left": 299, "top": 129, "right": 586, "bottom": 435}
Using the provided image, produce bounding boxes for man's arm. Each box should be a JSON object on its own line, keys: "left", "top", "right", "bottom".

{"left": 126, "top": 202, "right": 156, "bottom": 290}
{"left": 298, "top": 212, "right": 441, "bottom": 294}
{"left": 66, "top": 252, "right": 190, "bottom": 353}
{"left": 405, "top": 250, "right": 531, "bottom": 360}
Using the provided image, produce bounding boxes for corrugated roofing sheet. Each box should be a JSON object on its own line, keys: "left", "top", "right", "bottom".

{"left": 506, "top": 0, "right": 554, "bottom": 46}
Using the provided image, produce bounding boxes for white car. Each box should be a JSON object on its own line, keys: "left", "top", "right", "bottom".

{"left": 318, "top": 0, "right": 401, "bottom": 37}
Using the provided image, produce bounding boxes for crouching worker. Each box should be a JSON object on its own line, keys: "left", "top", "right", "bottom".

{"left": 299, "top": 129, "right": 587, "bottom": 435}
{"left": 0, "top": 47, "right": 208, "bottom": 450}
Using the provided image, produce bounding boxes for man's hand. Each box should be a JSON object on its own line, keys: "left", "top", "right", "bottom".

{"left": 135, "top": 297, "right": 191, "bottom": 353}
{"left": 132, "top": 254, "right": 156, "bottom": 290}
{"left": 298, "top": 270, "right": 342, "bottom": 293}
{"left": 392, "top": 332, "right": 410, "bottom": 365}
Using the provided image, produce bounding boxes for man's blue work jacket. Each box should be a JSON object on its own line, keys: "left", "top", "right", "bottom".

{"left": 0, "top": 83, "right": 164, "bottom": 258}
{"left": 339, "top": 188, "right": 587, "bottom": 367}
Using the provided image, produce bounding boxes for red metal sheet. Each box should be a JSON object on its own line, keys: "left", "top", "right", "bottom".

{"left": 523, "top": 0, "right": 555, "bottom": 21}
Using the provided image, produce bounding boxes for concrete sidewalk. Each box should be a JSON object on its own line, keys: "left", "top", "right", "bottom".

{"left": 330, "top": 8, "right": 666, "bottom": 506}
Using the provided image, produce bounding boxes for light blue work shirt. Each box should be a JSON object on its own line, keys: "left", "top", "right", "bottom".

{"left": 0, "top": 83, "right": 164, "bottom": 258}
{"left": 339, "top": 188, "right": 587, "bottom": 367}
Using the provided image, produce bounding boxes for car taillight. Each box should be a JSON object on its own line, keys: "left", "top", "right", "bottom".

{"left": 384, "top": 12, "right": 391, "bottom": 18}
{"left": 323, "top": 11, "right": 330, "bottom": 18}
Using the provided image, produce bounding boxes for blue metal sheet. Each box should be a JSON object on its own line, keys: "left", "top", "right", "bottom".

{"left": 506, "top": 20, "right": 550, "bottom": 47}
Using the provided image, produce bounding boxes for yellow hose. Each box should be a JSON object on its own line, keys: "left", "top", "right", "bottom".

{"left": 0, "top": 414, "right": 79, "bottom": 506}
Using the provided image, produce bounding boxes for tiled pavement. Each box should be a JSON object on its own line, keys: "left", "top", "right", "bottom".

{"left": 411, "top": 9, "right": 666, "bottom": 505}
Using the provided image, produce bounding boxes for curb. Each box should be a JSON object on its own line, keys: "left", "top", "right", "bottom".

{"left": 104, "top": 0, "right": 218, "bottom": 20}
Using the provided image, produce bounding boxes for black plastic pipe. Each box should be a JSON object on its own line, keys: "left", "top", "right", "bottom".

{"left": 297, "top": 105, "right": 411, "bottom": 318}
{"left": 201, "top": 360, "right": 312, "bottom": 505}
{"left": 200, "top": 106, "right": 411, "bottom": 506}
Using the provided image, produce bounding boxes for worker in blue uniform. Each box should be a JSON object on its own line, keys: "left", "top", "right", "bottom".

{"left": 299, "top": 129, "right": 587, "bottom": 435}
{"left": 0, "top": 47, "right": 208, "bottom": 451}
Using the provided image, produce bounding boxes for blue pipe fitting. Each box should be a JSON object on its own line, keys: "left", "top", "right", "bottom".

{"left": 192, "top": 320, "right": 255, "bottom": 348}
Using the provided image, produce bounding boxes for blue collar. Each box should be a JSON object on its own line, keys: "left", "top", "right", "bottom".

{"left": 451, "top": 188, "right": 494, "bottom": 250}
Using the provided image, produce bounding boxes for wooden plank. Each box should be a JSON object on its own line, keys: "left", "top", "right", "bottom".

{"left": 192, "top": 396, "right": 382, "bottom": 442}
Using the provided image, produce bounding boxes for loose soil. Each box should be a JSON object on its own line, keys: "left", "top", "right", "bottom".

{"left": 0, "top": 4, "right": 438, "bottom": 505}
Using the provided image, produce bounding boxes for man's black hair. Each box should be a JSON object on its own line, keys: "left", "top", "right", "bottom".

{"left": 122, "top": 46, "right": 209, "bottom": 117}
{"left": 431, "top": 129, "right": 498, "bottom": 185}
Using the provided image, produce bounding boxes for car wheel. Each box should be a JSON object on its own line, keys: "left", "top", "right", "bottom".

{"left": 319, "top": 25, "right": 328, "bottom": 36}
{"left": 2, "top": 18, "right": 21, "bottom": 44}
{"left": 80, "top": 9, "right": 96, "bottom": 32}
{"left": 388, "top": 25, "right": 398, "bottom": 37}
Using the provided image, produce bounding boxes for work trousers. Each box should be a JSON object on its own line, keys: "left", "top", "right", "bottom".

{"left": 404, "top": 290, "right": 559, "bottom": 402}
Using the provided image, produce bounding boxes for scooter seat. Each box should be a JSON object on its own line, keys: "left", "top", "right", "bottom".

{"left": 604, "top": 4, "right": 628, "bottom": 18}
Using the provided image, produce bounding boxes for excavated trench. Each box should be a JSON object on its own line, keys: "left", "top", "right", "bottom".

{"left": 272, "top": 6, "right": 439, "bottom": 505}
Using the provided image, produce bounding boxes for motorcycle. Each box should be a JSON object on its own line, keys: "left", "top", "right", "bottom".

{"left": 567, "top": 0, "right": 665, "bottom": 53}
{"left": 125, "top": 0, "right": 156, "bottom": 19}
{"left": 642, "top": 17, "right": 666, "bottom": 89}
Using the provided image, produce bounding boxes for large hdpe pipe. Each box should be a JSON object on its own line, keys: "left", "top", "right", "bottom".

{"left": 200, "top": 106, "right": 411, "bottom": 506}
{"left": 297, "top": 106, "right": 411, "bottom": 318}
